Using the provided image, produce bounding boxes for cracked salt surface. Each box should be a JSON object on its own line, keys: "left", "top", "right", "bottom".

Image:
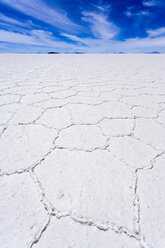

{"left": 0, "top": 54, "right": 165, "bottom": 248}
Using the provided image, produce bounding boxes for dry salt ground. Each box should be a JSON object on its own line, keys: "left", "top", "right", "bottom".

{"left": 0, "top": 54, "right": 165, "bottom": 248}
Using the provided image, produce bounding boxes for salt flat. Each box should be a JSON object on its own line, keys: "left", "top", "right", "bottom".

{"left": 0, "top": 54, "right": 165, "bottom": 248}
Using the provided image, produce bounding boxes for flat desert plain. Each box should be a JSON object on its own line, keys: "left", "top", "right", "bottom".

{"left": 0, "top": 54, "right": 165, "bottom": 248}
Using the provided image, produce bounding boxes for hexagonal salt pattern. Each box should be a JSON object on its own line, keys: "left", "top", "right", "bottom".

{"left": 35, "top": 149, "right": 135, "bottom": 230}
{"left": 0, "top": 125, "right": 58, "bottom": 174}
{"left": 34, "top": 217, "right": 140, "bottom": 248}
{"left": 0, "top": 54, "right": 165, "bottom": 248}
{"left": 0, "top": 173, "right": 48, "bottom": 248}
{"left": 137, "top": 154, "right": 165, "bottom": 248}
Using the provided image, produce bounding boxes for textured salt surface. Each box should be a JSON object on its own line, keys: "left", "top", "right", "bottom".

{"left": 0, "top": 54, "right": 165, "bottom": 248}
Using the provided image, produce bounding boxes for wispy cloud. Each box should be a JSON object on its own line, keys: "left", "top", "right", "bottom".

{"left": 82, "top": 6, "right": 119, "bottom": 40}
{"left": 124, "top": 7, "right": 133, "bottom": 17}
{"left": 60, "top": 33, "right": 88, "bottom": 45}
{"left": 147, "top": 27, "right": 165, "bottom": 37}
{"left": 79, "top": 35, "right": 165, "bottom": 53}
{"left": 1, "top": 27, "right": 165, "bottom": 53}
{"left": 0, "top": 13, "right": 38, "bottom": 33}
{"left": 0, "top": 29, "right": 39, "bottom": 45}
{"left": 142, "top": 0, "right": 157, "bottom": 6}
{"left": 0, "top": 29, "right": 77, "bottom": 51}
{"left": 0, "top": 0, "right": 165, "bottom": 53}
{"left": 142, "top": 0, "right": 165, "bottom": 7}
{"left": 0, "top": 13, "right": 25, "bottom": 26}
{"left": 58, "top": 26, "right": 165, "bottom": 53}
{"left": 122, "top": 36, "right": 165, "bottom": 52}
{"left": 124, "top": 7, "right": 150, "bottom": 17}
{"left": 0, "top": 0, "right": 81, "bottom": 32}
{"left": 90, "top": 2, "right": 111, "bottom": 12}
{"left": 0, "top": 12, "right": 41, "bottom": 35}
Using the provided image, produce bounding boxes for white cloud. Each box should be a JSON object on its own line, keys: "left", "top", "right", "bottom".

{"left": 147, "top": 27, "right": 165, "bottom": 37}
{"left": 0, "top": 2, "right": 165, "bottom": 53}
{"left": 124, "top": 11, "right": 132, "bottom": 17}
{"left": 55, "top": 31, "right": 165, "bottom": 53}
{"left": 0, "top": 13, "right": 25, "bottom": 26}
{"left": 60, "top": 33, "right": 88, "bottom": 45}
{"left": 0, "top": 13, "right": 38, "bottom": 34}
{"left": 0, "top": 29, "right": 77, "bottom": 52}
{"left": 0, "top": 0, "right": 81, "bottom": 32}
{"left": 124, "top": 7, "right": 150, "bottom": 17}
{"left": 0, "top": 43, "right": 8, "bottom": 49}
{"left": 142, "top": 0, "right": 157, "bottom": 6}
{"left": 79, "top": 35, "right": 165, "bottom": 53}
{"left": 82, "top": 11, "right": 119, "bottom": 40}
{"left": 0, "top": 29, "right": 39, "bottom": 45}
{"left": 121, "top": 36, "right": 165, "bottom": 50}
{"left": 0, "top": 28, "right": 165, "bottom": 53}
{"left": 137, "top": 10, "right": 150, "bottom": 16}
{"left": 90, "top": 2, "right": 111, "bottom": 12}
{"left": 124, "top": 6, "right": 134, "bottom": 17}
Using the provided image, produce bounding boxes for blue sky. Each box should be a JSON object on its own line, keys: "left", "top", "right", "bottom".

{"left": 0, "top": 0, "right": 165, "bottom": 53}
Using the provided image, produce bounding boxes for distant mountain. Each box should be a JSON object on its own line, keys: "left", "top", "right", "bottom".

{"left": 144, "top": 51, "right": 161, "bottom": 54}
{"left": 113, "top": 52, "right": 125, "bottom": 54}
{"left": 74, "top": 52, "right": 84, "bottom": 54}
{"left": 151, "top": 51, "right": 160, "bottom": 54}
{"left": 48, "top": 52, "right": 60, "bottom": 54}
